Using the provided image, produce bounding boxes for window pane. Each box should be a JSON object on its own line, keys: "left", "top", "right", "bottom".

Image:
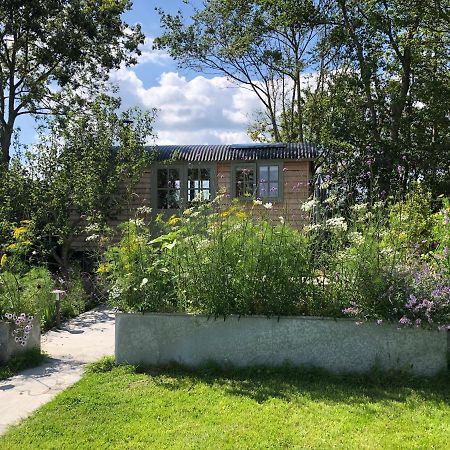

{"left": 157, "top": 169, "right": 168, "bottom": 188}
{"left": 200, "top": 168, "right": 211, "bottom": 181}
{"left": 187, "top": 167, "right": 212, "bottom": 202}
{"left": 269, "top": 165, "right": 279, "bottom": 181}
{"left": 168, "top": 169, "right": 180, "bottom": 189}
{"left": 157, "top": 189, "right": 168, "bottom": 209}
{"left": 259, "top": 166, "right": 269, "bottom": 183}
{"left": 259, "top": 182, "right": 268, "bottom": 198}
{"left": 236, "top": 168, "right": 255, "bottom": 197}
{"left": 269, "top": 182, "right": 279, "bottom": 198}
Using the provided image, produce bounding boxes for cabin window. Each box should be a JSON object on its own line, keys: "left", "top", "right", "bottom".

{"left": 157, "top": 168, "right": 181, "bottom": 209}
{"left": 235, "top": 164, "right": 256, "bottom": 198}
{"left": 188, "top": 167, "right": 212, "bottom": 202}
{"left": 258, "top": 165, "right": 279, "bottom": 198}
{"left": 232, "top": 162, "right": 282, "bottom": 200}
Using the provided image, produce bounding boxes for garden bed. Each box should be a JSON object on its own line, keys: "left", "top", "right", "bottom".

{"left": 116, "top": 313, "right": 449, "bottom": 376}
{"left": 0, "top": 316, "right": 40, "bottom": 364}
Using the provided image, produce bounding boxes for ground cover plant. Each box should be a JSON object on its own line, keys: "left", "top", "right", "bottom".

{"left": 0, "top": 349, "right": 45, "bottom": 382}
{"left": 1, "top": 359, "right": 449, "bottom": 449}
{"left": 100, "top": 188, "right": 450, "bottom": 330}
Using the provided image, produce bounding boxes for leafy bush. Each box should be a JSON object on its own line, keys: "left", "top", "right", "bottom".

{"left": 101, "top": 193, "right": 450, "bottom": 330}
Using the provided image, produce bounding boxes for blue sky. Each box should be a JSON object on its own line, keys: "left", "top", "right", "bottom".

{"left": 16, "top": 0, "right": 259, "bottom": 149}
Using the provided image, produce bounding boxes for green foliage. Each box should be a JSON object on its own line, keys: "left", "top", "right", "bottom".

{"left": 0, "top": 348, "right": 45, "bottom": 381}
{"left": 103, "top": 191, "right": 450, "bottom": 329}
{"left": 0, "top": 94, "right": 155, "bottom": 278}
{"left": 100, "top": 219, "right": 178, "bottom": 313}
{"left": 0, "top": 0, "right": 144, "bottom": 168}
{"left": 0, "top": 267, "right": 54, "bottom": 321}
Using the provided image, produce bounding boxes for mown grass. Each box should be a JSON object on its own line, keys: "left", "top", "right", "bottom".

{"left": 1, "top": 357, "right": 449, "bottom": 449}
{"left": 0, "top": 349, "right": 45, "bottom": 381}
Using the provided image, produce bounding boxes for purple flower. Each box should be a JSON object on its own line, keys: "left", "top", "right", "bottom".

{"left": 405, "top": 294, "right": 418, "bottom": 309}
{"left": 399, "top": 316, "right": 412, "bottom": 326}
{"left": 415, "top": 318, "right": 422, "bottom": 327}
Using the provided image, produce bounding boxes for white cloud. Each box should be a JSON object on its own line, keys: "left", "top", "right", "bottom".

{"left": 110, "top": 67, "right": 261, "bottom": 144}
{"left": 137, "top": 38, "right": 172, "bottom": 66}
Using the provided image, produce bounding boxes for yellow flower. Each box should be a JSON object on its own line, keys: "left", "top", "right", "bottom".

{"left": 21, "top": 240, "right": 32, "bottom": 246}
{"left": 20, "top": 220, "right": 32, "bottom": 225}
{"left": 96, "top": 263, "right": 109, "bottom": 273}
{"left": 0, "top": 254, "right": 7, "bottom": 267}
{"left": 219, "top": 210, "right": 231, "bottom": 218}
{"left": 167, "top": 215, "right": 181, "bottom": 226}
{"left": 399, "top": 232, "right": 407, "bottom": 241}
{"left": 13, "top": 227, "right": 27, "bottom": 238}
{"left": 7, "top": 243, "right": 17, "bottom": 250}
{"left": 235, "top": 211, "right": 247, "bottom": 220}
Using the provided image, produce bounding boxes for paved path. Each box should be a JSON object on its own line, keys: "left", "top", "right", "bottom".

{"left": 0, "top": 306, "right": 115, "bottom": 435}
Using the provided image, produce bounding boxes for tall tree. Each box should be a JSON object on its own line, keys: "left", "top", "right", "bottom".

{"left": 0, "top": 0, "right": 144, "bottom": 171}
{"left": 309, "top": 0, "right": 450, "bottom": 196}
{"left": 155, "top": 0, "right": 324, "bottom": 142}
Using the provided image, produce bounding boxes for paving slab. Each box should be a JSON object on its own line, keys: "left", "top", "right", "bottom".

{"left": 0, "top": 306, "right": 115, "bottom": 435}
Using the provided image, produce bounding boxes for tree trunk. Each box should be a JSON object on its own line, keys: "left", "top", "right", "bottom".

{"left": 0, "top": 123, "right": 12, "bottom": 172}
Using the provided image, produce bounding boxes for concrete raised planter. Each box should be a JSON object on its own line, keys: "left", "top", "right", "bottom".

{"left": 0, "top": 317, "right": 41, "bottom": 364}
{"left": 115, "top": 313, "right": 449, "bottom": 376}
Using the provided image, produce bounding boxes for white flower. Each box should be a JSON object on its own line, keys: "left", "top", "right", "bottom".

{"left": 324, "top": 193, "right": 337, "bottom": 204}
{"left": 351, "top": 203, "right": 368, "bottom": 212}
{"left": 348, "top": 231, "right": 364, "bottom": 245}
{"left": 139, "top": 278, "right": 148, "bottom": 289}
{"left": 301, "top": 199, "right": 318, "bottom": 212}
{"left": 279, "top": 216, "right": 285, "bottom": 225}
{"left": 263, "top": 202, "right": 273, "bottom": 209}
{"left": 326, "top": 217, "right": 348, "bottom": 231}
{"left": 253, "top": 199, "right": 263, "bottom": 206}
{"left": 86, "top": 234, "right": 100, "bottom": 242}
{"left": 304, "top": 223, "right": 322, "bottom": 233}
{"left": 136, "top": 206, "right": 152, "bottom": 215}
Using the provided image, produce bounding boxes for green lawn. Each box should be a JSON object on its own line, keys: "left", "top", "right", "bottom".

{"left": 1, "top": 359, "right": 449, "bottom": 449}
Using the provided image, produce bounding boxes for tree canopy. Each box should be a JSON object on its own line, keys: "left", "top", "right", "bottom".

{"left": 156, "top": 0, "right": 450, "bottom": 197}
{"left": 0, "top": 0, "right": 144, "bottom": 171}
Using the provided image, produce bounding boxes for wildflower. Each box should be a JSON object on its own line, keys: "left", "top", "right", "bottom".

{"left": 253, "top": 199, "right": 262, "bottom": 206}
{"left": 183, "top": 208, "right": 193, "bottom": 216}
{"left": 376, "top": 319, "right": 383, "bottom": 325}
{"left": 20, "top": 220, "right": 32, "bottom": 225}
{"left": 398, "top": 232, "right": 407, "bottom": 241}
{"left": 96, "top": 263, "right": 109, "bottom": 273}
{"left": 136, "top": 206, "right": 152, "bottom": 215}
{"left": 279, "top": 216, "right": 285, "bottom": 225}
{"left": 263, "top": 202, "right": 273, "bottom": 210}
{"left": 7, "top": 243, "right": 17, "bottom": 250}
{"left": 343, "top": 303, "right": 360, "bottom": 316}
{"left": 415, "top": 318, "right": 422, "bottom": 327}
{"left": 300, "top": 199, "right": 317, "bottom": 212}
{"left": 351, "top": 203, "right": 367, "bottom": 212}
{"left": 443, "top": 210, "right": 449, "bottom": 225}
{"left": 326, "top": 217, "right": 347, "bottom": 231}
{"left": 304, "top": 223, "right": 322, "bottom": 233}
{"left": 235, "top": 211, "right": 247, "bottom": 220}
{"left": 86, "top": 234, "right": 100, "bottom": 242}
{"left": 168, "top": 215, "right": 181, "bottom": 226}
{"left": 13, "top": 227, "right": 27, "bottom": 238}
{"left": 140, "top": 278, "right": 148, "bottom": 288}
{"left": 399, "top": 316, "right": 412, "bottom": 326}
{"left": 0, "top": 254, "right": 7, "bottom": 267}
{"left": 348, "top": 231, "right": 364, "bottom": 245}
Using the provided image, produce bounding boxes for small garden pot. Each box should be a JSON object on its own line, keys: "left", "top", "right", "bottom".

{"left": 0, "top": 316, "right": 41, "bottom": 364}
{"left": 116, "top": 313, "right": 449, "bottom": 376}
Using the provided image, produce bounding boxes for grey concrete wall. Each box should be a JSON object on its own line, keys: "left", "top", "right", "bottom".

{"left": 115, "top": 313, "right": 449, "bottom": 376}
{"left": 0, "top": 317, "right": 41, "bottom": 363}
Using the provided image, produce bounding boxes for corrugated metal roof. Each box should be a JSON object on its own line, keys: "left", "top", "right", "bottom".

{"left": 146, "top": 143, "right": 318, "bottom": 162}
